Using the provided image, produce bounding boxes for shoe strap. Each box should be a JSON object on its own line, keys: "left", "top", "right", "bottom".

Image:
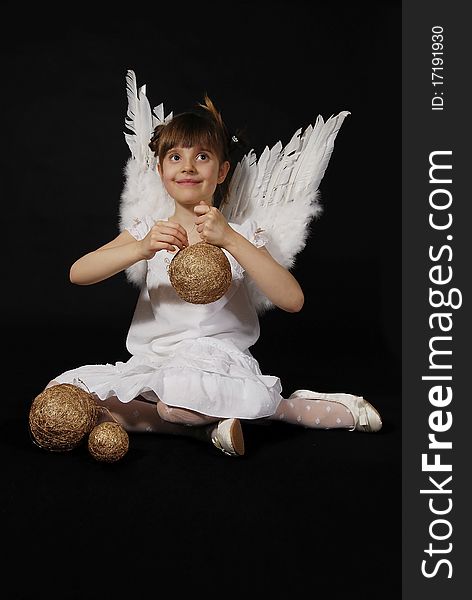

{"left": 357, "top": 400, "right": 371, "bottom": 431}
{"left": 211, "top": 431, "right": 235, "bottom": 456}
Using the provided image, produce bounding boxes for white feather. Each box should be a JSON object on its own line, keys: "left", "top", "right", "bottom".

{"left": 264, "top": 127, "right": 303, "bottom": 207}
{"left": 246, "top": 145, "right": 270, "bottom": 206}
{"left": 224, "top": 151, "right": 257, "bottom": 222}
{"left": 259, "top": 141, "right": 283, "bottom": 206}
{"left": 124, "top": 71, "right": 153, "bottom": 166}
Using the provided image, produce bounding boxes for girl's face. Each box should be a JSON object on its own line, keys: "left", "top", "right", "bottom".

{"left": 158, "top": 145, "right": 229, "bottom": 207}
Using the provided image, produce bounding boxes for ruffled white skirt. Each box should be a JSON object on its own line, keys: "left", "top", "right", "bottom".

{"left": 53, "top": 337, "right": 283, "bottom": 420}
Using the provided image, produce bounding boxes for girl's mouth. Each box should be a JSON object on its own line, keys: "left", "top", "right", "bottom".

{"left": 177, "top": 179, "right": 200, "bottom": 186}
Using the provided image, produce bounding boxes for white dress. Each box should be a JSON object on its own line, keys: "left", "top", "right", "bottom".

{"left": 54, "top": 218, "right": 283, "bottom": 419}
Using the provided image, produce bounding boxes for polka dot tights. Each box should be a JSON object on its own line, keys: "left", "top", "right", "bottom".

{"left": 268, "top": 396, "right": 355, "bottom": 429}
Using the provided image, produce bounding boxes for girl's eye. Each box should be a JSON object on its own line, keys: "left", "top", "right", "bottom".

{"left": 169, "top": 154, "right": 180, "bottom": 161}
{"left": 197, "top": 153, "right": 208, "bottom": 161}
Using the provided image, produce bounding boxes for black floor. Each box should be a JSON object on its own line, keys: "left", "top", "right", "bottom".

{"left": 2, "top": 324, "right": 401, "bottom": 600}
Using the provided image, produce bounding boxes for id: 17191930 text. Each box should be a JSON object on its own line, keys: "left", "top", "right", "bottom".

{"left": 431, "top": 25, "right": 444, "bottom": 111}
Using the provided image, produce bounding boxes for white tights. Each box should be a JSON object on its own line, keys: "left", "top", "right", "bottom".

{"left": 45, "top": 381, "right": 354, "bottom": 435}
{"left": 94, "top": 395, "right": 355, "bottom": 433}
{"left": 268, "top": 396, "right": 355, "bottom": 429}
{"left": 101, "top": 394, "right": 219, "bottom": 435}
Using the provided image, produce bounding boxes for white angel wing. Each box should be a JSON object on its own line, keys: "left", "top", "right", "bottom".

{"left": 119, "top": 69, "right": 174, "bottom": 286}
{"left": 221, "top": 111, "right": 350, "bottom": 313}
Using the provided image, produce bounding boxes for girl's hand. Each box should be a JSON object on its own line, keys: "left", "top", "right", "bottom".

{"left": 139, "top": 221, "right": 189, "bottom": 259}
{"left": 194, "top": 201, "right": 236, "bottom": 248}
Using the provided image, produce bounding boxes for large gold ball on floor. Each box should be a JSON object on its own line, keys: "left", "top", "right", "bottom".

{"left": 168, "top": 242, "right": 232, "bottom": 304}
{"left": 88, "top": 422, "right": 129, "bottom": 463}
{"left": 29, "top": 383, "right": 99, "bottom": 452}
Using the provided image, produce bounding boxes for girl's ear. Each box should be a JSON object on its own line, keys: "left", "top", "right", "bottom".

{"left": 217, "top": 160, "right": 230, "bottom": 184}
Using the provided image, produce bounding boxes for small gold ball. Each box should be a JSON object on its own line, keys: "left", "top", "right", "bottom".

{"left": 88, "top": 422, "right": 129, "bottom": 463}
{"left": 168, "top": 242, "right": 232, "bottom": 304}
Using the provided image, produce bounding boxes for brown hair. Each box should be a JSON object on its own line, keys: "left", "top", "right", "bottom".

{"left": 149, "top": 95, "right": 232, "bottom": 207}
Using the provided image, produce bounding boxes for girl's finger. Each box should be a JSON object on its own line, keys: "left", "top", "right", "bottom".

{"left": 167, "top": 222, "right": 188, "bottom": 236}
{"left": 194, "top": 214, "right": 208, "bottom": 225}
{"left": 154, "top": 233, "right": 187, "bottom": 249}
{"left": 194, "top": 204, "right": 209, "bottom": 215}
{"left": 159, "top": 225, "right": 188, "bottom": 245}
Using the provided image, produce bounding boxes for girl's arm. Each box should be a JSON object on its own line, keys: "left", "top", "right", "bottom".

{"left": 224, "top": 231, "right": 305, "bottom": 313}
{"left": 194, "top": 203, "right": 304, "bottom": 313}
{"left": 70, "top": 221, "right": 189, "bottom": 285}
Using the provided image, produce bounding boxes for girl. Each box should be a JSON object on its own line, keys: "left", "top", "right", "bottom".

{"left": 46, "top": 96, "right": 382, "bottom": 457}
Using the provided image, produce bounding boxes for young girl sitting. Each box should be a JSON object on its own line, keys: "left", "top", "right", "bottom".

{"left": 46, "top": 95, "right": 382, "bottom": 457}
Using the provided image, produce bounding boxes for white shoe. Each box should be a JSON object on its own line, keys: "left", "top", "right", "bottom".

{"left": 211, "top": 418, "right": 245, "bottom": 456}
{"left": 288, "top": 390, "right": 383, "bottom": 433}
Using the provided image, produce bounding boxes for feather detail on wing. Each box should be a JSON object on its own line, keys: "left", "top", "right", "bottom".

{"left": 119, "top": 70, "right": 174, "bottom": 287}
{"left": 221, "top": 111, "right": 350, "bottom": 313}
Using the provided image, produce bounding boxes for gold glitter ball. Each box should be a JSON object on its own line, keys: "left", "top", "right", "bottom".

{"left": 29, "top": 384, "right": 99, "bottom": 452}
{"left": 168, "top": 242, "right": 232, "bottom": 304}
{"left": 88, "top": 421, "right": 129, "bottom": 463}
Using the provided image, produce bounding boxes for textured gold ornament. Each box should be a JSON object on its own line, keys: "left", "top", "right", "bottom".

{"left": 29, "top": 383, "right": 99, "bottom": 452}
{"left": 168, "top": 242, "right": 232, "bottom": 304}
{"left": 87, "top": 421, "right": 129, "bottom": 463}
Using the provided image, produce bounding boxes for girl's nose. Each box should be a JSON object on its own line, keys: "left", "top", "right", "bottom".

{"left": 182, "top": 159, "right": 195, "bottom": 173}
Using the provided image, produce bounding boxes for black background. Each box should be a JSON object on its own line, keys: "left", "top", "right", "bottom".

{"left": 2, "top": 1, "right": 400, "bottom": 598}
